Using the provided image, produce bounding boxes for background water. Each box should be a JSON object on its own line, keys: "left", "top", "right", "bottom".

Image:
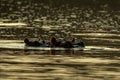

{"left": 0, "top": 26, "right": 120, "bottom": 80}
{"left": 0, "top": 0, "right": 120, "bottom": 80}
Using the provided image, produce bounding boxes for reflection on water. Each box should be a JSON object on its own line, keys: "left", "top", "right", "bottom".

{"left": 0, "top": 49, "right": 120, "bottom": 80}
{"left": 0, "top": 25, "right": 120, "bottom": 80}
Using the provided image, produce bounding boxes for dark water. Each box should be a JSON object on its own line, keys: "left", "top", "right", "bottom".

{"left": 0, "top": 26, "right": 120, "bottom": 80}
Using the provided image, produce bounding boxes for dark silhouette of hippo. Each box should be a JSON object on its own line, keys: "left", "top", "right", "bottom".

{"left": 51, "top": 37, "right": 61, "bottom": 47}
{"left": 24, "top": 37, "right": 85, "bottom": 48}
{"left": 24, "top": 38, "right": 43, "bottom": 46}
{"left": 51, "top": 37, "right": 73, "bottom": 48}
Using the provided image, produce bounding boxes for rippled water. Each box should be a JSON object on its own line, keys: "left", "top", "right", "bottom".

{"left": 0, "top": 26, "right": 120, "bottom": 80}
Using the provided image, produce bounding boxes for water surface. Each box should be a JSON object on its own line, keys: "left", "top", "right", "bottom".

{"left": 0, "top": 26, "right": 120, "bottom": 80}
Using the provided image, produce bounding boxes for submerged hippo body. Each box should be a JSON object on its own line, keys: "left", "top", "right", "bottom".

{"left": 24, "top": 38, "right": 49, "bottom": 47}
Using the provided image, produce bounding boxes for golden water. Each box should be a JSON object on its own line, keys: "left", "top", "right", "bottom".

{"left": 0, "top": 27, "right": 120, "bottom": 80}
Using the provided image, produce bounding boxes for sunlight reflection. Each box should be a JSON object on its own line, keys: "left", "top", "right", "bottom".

{"left": 72, "top": 33, "right": 120, "bottom": 37}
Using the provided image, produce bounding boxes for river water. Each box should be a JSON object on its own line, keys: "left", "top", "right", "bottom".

{"left": 0, "top": 26, "right": 120, "bottom": 80}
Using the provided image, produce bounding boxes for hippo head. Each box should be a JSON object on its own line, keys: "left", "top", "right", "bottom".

{"left": 51, "top": 37, "right": 58, "bottom": 47}
{"left": 24, "top": 38, "right": 29, "bottom": 44}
